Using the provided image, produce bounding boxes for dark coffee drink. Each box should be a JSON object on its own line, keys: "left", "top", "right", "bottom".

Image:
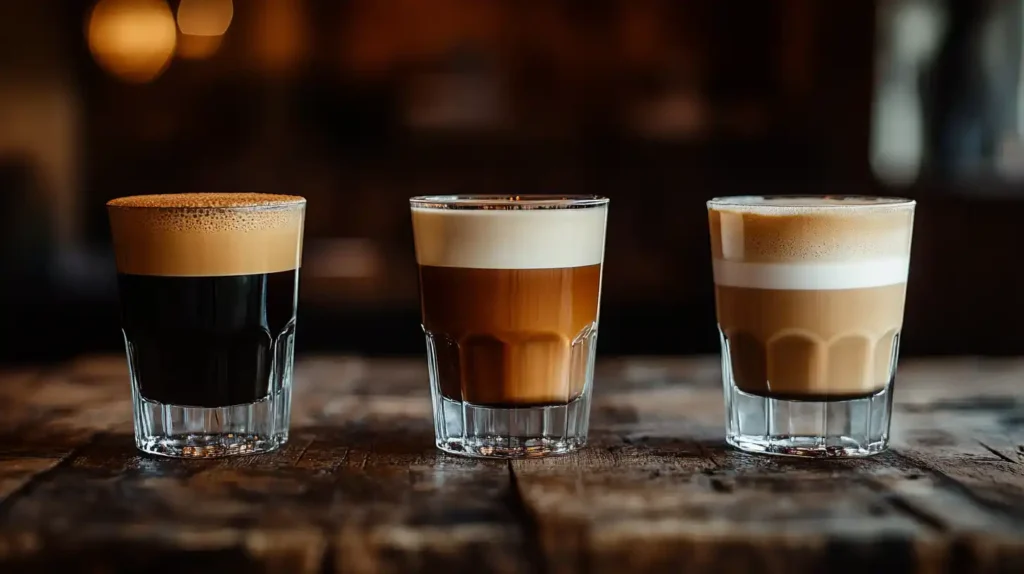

{"left": 108, "top": 193, "right": 305, "bottom": 458}
{"left": 117, "top": 270, "right": 298, "bottom": 407}
{"left": 411, "top": 195, "right": 608, "bottom": 458}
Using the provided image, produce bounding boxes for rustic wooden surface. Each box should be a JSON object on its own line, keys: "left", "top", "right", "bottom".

{"left": 0, "top": 356, "right": 1022, "bottom": 573}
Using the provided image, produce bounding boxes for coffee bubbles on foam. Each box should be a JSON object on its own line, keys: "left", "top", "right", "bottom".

{"left": 411, "top": 206, "right": 608, "bottom": 270}
{"left": 107, "top": 193, "right": 306, "bottom": 277}
{"left": 708, "top": 196, "right": 915, "bottom": 290}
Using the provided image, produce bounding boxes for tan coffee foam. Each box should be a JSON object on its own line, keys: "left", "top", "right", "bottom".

{"left": 709, "top": 204, "right": 914, "bottom": 263}
{"left": 108, "top": 193, "right": 305, "bottom": 277}
{"left": 709, "top": 196, "right": 909, "bottom": 212}
{"left": 107, "top": 192, "right": 304, "bottom": 211}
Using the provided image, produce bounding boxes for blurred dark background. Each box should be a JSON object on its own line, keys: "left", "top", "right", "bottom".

{"left": 1, "top": 0, "right": 1023, "bottom": 363}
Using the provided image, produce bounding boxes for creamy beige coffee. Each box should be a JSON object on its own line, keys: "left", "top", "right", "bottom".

{"left": 708, "top": 196, "right": 915, "bottom": 400}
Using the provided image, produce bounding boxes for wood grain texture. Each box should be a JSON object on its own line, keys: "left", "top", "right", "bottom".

{"left": 0, "top": 355, "right": 1022, "bottom": 573}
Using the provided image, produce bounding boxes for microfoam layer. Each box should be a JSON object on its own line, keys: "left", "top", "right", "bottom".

{"left": 708, "top": 197, "right": 915, "bottom": 264}
{"left": 712, "top": 258, "right": 910, "bottom": 290}
{"left": 108, "top": 193, "right": 306, "bottom": 277}
{"left": 708, "top": 196, "right": 914, "bottom": 215}
{"left": 411, "top": 206, "right": 607, "bottom": 269}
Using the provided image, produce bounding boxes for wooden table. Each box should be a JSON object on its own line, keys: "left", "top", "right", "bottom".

{"left": 0, "top": 356, "right": 1021, "bottom": 573}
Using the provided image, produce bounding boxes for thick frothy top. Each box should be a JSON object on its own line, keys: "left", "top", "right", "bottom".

{"left": 708, "top": 195, "right": 912, "bottom": 213}
{"left": 411, "top": 206, "right": 607, "bottom": 269}
{"left": 708, "top": 196, "right": 915, "bottom": 290}
{"left": 107, "top": 193, "right": 305, "bottom": 210}
{"left": 709, "top": 197, "right": 914, "bottom": 262}
{"left": 108, "top": 193, "right": 305, "bottom": 277}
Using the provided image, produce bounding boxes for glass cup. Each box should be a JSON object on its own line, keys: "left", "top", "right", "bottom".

{"left": 107, "top": 193, "right": 305, "bottom": 458}
{"left": 411, "top": 195, "right": 609, "bottom": 458}
{"left": 707, "top": 195, "right": 915, "bottom": 458}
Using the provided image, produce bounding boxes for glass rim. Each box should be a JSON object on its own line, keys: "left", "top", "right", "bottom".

{"left": 410, "top": 194, "right": 608, "bottom": 210}
{"left": 106, "top": 193, "right": 306, "bottom": 211}
{"left": 707, "top": 195, "right": 915, "bottom": 211}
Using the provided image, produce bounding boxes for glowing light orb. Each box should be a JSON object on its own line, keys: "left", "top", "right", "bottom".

{"left": 87, "top": 0, "right": 177, "bottom": 83}
{"left": 176, "top": 0, "right": 234, "bottom": 37}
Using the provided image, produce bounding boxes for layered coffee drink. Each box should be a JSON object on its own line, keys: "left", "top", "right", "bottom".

{"left": 708, "top": 195, "right": 916, "bottom": 458}
{"left": 108, "top": 193, "right": 305, "bottom": 457}
{"left": 709, "top": 196, "right": 914, "bottom": 400}
{"left": 412, "top": 195, "right": 608, "bottom": 458}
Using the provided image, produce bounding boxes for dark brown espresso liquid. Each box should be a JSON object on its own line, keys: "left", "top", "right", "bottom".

{"left": 119, "top": 270, "right": 298, "bottom": 407}
{"left": 419, "top": 264, "right": 601, "bottom": 407}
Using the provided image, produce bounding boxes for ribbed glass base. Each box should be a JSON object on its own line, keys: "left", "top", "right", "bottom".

{"left": 433, "top": 397, "right": 590, "bottom": 459}
{"left": 423, "top": 325, "right": 598, "bottom": 459}
{"left": 725, "top": 387, "right": 893, "bottom": 458}
{"left": 722, "top": 362, "right": 895, "bottom": 459}
{"left": 132, "top": 390, "right": 291, "bottom": 458}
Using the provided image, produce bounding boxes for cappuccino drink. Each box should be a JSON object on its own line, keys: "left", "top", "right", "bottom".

{"left": 108, "top": 193, "right": 305, "bottom": 458}
{"left": 707, "top": 196, "right": 915, "bottom": 458}
{"left": 411, "top": 195, "right": 608, "bottom": 458}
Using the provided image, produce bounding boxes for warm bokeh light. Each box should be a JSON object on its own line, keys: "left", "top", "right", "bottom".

{"left": 176, "top": 31, "right": 223, "bottom": 60}
{"left": 250, "top": 0, "right": 309, "bottom": 74}
{"left": 87, "top": 0, "right": 177, "bottom": 83}
{"left": 176, "top": 0, "right": 233, "bottom": 37}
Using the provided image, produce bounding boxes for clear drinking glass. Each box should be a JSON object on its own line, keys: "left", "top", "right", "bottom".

{"left": 107, "top": 193, "right": 305, "bottom": 458}
{"left": 708, "top": 195, "right": 915, "bottom": 457}
{"left": 411, "top": 195, "right": 609, "bottom": 458}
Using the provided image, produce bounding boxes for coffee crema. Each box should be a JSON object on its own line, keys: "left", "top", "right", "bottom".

{"left": 108, "top": 193, "right": 305, "bottom": 407}
{"left": 709, "top": 196, "right": 914, "bottom": 400}
{"left": 413, "top": 205, "right": 607, "bottom": 407}
{"left": 108, "top": 193, "right": 305, "bottom": 277}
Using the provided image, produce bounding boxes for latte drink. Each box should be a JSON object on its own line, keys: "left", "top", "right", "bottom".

{"left": 411, "top": 195, "right": 608, "bottom": 458}
{"left": 108, "top": 193, "right": 305, "bottom": 458}
{"left": 707, "top": 196, "right": 915, "bottom": 458}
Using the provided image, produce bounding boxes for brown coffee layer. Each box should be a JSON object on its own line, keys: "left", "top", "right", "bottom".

{"left": 108, "top": 193, "right": 305, "bottom": 277}
{"left": 708, "top": 205, "right": 914, "bottom": 263}
{"left": 716, "top": 283, "right": 906, "bottom": 397}
{"left": 419, "top": 264, "right": 601, "bottom": 407}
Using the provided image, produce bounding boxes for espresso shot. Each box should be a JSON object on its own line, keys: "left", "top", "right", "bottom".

{"left": 108, "top": 193, "right": 305, "bottom": 458}
{"left": 412, "top": 196, "right": 608, "bottom": 458}
{"left": 117, "top": 270, "right": 298, "bottom": 407}
{"left": 708, "top": 196, "right": 915, "bottom": 458}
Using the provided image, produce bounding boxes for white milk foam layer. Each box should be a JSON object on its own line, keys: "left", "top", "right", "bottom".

{"left": 412, "top": 206, "right": 607, "bottom": 269}
{"left": 713, "top": 257, "right": 909, "bottom": 290}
